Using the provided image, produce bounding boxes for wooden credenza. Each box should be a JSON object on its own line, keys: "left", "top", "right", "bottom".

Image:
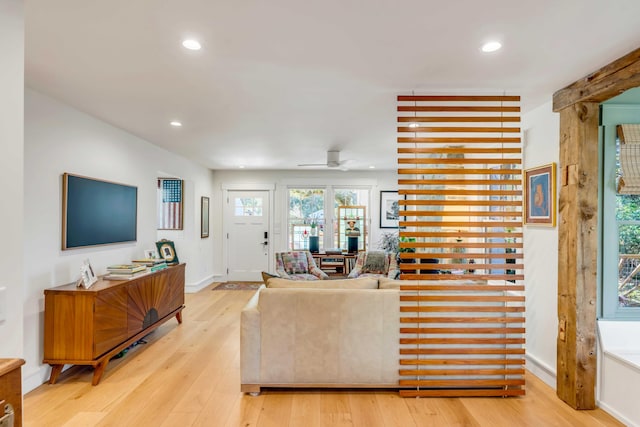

{"left": 43, "top": 263, "right": 185, "bottom": 385}
{"left": 0, "top": 358, "right": 25, "bottom": 427}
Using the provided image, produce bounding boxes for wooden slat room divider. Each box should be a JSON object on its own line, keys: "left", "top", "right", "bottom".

{"left": 397, "top": 95, "right": 525, "bottom": 397}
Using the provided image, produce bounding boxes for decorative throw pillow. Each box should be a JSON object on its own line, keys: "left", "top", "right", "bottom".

{"left": 362, "top": 251, "right": 389, "bottom": 274}
{"left": 282, "top": 252, "right": 309, "bottom": 274}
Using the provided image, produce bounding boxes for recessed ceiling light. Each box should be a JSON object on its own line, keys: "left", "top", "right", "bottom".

{"left": 408, "top": 123, "right": 419, "bottom": 128}
{"left": 238, "top": 165, "right": 245, "bottom": 169}
{"left": 481, "top": 41, "right": 502, "bottom": 53}
{"left": 182, "top": 39, "right": 201, "bottom": 50}
{"left": 369, "top": 165, "right": 376, "bottom": 169}
{"left": 170, "top": 121, "right": 182, "bottom": 127}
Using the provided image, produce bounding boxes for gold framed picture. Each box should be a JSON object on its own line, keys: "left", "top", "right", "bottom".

{"left": 524, "top": 163, "right": 556, "bottom": 227}
{"left": 156, "top": 239, "right": 179, "bottom": 265}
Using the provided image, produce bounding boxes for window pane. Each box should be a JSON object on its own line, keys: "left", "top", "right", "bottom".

{"left": 616, "top": 195, "right": 640, "bottom": 221}
{"left": 334, "top": 188, "right": 369, "bottom": 250}
{"left": 235, "top": 197, "right": 263, "bottom": 216}
{"left": 288, "top": 189, "right": 324, "bottom": 250}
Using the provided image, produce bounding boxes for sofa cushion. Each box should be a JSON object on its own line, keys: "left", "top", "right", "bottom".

{"left": 281, "top": 252, "right": 309, "bottom": 274}
{"left": 266, "top": 277, "right": 378, "bottom": 289}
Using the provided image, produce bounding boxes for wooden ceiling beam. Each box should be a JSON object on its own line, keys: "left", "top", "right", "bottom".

{"left": 553, "top": 47, "right": 640, "bottom": 112}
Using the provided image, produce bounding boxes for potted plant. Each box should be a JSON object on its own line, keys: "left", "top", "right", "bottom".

{"left": 377, "top": 231, "right": 399, "bottom": 253}
{"left": 398, "top": 236, "right": 417, "bottom": 263}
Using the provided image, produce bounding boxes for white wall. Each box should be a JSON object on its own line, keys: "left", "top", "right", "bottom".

{"left": 0, "top": 0, "right": 24, "bottom": 359}
{"left": 23, "top": 89, "right": 215, "bottom": 392}
{"left": 210, "top": 169, "right": 399, "bottom": 278}
{"left": 521, "top": 100, "right": 560, "bottom": 386}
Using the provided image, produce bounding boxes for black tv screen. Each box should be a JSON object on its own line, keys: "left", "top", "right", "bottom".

{"left": 62, "top": 173, "right": 138, "bottom": 250}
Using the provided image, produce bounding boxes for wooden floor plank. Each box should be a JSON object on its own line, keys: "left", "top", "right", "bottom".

{"left": 23, "top": 284, "right": 625, "bottom": 427}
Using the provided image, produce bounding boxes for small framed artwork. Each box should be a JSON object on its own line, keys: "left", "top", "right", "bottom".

{"left": 201, "top": 196, "right": 210, "bottom": 238}
{"left": 78, "top": 259, "right": 98, "bottom": 289}
{"left": 156, "top": 239, "right": 179, "bottom": 265}
{"left": 524, "top": 163, "right": 556, "bottom": 226}
{"left": 144, "top": 249, "right": 158, "bottom": 259}
{"left": 380, "top": 191, "right": 401, "bottom": 228}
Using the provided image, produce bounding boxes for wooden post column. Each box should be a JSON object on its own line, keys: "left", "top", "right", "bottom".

{"left": 556, "top": 102, "right": 599, "bottom": 409}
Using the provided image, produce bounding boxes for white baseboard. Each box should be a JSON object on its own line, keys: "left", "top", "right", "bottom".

{"left": 597, "top": 400, "right": 638, "bottom": 427}
{"left": 525, "top": 352, "right": 556, "bottom": 388}
{"left": 24, "top": 365, "right": 55, "bottom": 394}
{"left": 185, "top": 273, "right": 222, "bottom": 293}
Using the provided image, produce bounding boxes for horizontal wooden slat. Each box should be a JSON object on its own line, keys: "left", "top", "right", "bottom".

{"left": 399, "top": 180, "right": 522, "bottom": 188}
{"left": 398, "top": 95, "right": 521, "bottom": 102}
{"left": 398, "top": 147, "right": 522, "bottom": 154}
{"left": 399, "top": 221, "right": 522, "bottom": 228}
{"left": 399, "top": 368, "right": 526, "bottom": 376}
{"left": 401, "top": 200, "right": 522, "bottom": 207}
{"left": 401, "top": 338, "right": 525, "bottom": 345}
{"left": 399, "top": 252, "right": 522, "bottom": 260}
{"left": 399, "top": 274, "right": 524, "bottom": 281}
{"left": 398, "top": 358, "right": 525, "bottom": 366}
{"left": 400, "top": 316, "right": 525, "bottom": 323}
{"left": 398, "top": 188, "right": 522, "bottom": 198}
{"left": 398, "top": 126, "right": 521, "bottom": 133}
{"left": 400, "top": 327, "right": 525, "bottom": 334}
{"left": 398, "top": 116, "right": 521, "bottom": 123}
{"left": 399, "top": 379, "right": 524, "bottom": 387}
{"left": 400, "top": 263, "right": 523, "bottom": 271}
{"left": 398, "top": 158, "right": 522, "bottom": 165}
{"left": 398, "top": 168, "right": 521, "bottom": 175}
{"left": 400, "top": 348, "right": 525, "bottom": 355}
{"left": 408, "top": 241, "right": 523, "bottom": 248}
{"left": 400, "top": 295, "right": 524, "bottom": 302}
{"left": 398, "top": 284, "right": 524, "bottom": 291}
{"left": 400, "top": 389, "right": 525, "bottom": 397}
{"left": 398, "top": 137, "right": 521, "bottom": 143}
{"left": 398, "top": 105, "right": 520, "bottom": 113}
{"left": 400, "top": 211, "right": 521, "bottom": 217}
{"left": 400, "top": 306, "right": 525, "bottom": 313}
{"left": 400, "top": 231, "right": 523, "bottom": 238}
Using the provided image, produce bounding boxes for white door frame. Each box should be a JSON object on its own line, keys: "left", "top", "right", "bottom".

{"left": 221, "top": 182, "right": 275, "bottom": 281}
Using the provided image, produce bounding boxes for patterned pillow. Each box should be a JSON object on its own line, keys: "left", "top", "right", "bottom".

{"left": 362, "top": 251, "right": 389, "bottom": 274}
{"left": 282, "top": 252, "right": 309, "bottom": 274}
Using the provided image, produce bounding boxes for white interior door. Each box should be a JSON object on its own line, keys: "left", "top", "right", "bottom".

{"left": 225, "top": 190, "right": 270, "bottom": 281}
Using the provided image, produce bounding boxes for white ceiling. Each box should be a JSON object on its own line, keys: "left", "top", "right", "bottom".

{"left": 25, "top": 0, "right": 640, "bottom": 171}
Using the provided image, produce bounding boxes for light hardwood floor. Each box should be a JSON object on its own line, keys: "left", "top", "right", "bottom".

{"left": 24, "top": 283, "right": 624, "bottom": 427}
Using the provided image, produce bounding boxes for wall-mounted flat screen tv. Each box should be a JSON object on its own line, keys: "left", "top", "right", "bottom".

{"left": 62, "top": 173, "right": 138, "bottom": 250}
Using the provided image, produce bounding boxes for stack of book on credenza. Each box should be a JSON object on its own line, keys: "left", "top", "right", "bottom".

{"left": 103, "top": 264, "right": 149, "bottom": 281}
{"left": 131, "top": 258, "right": 169, "bottom": 271}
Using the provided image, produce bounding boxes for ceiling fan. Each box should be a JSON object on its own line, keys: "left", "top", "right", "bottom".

{"left": 298, "top": 150, "right": 351, "bottom": 170}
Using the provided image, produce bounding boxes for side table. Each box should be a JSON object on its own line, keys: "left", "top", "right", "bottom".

{"left": 0, "top": 358, "right": 25, "bottom": 427}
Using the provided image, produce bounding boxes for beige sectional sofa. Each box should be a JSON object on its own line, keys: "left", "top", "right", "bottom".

{"left": 240, "top": 276, "right": 521, "bottom": 394}
{"left": 240, "top": 277, "right": 402, "bottom": 394}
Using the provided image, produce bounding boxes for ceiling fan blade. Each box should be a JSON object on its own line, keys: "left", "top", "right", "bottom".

{"left": 298, "top": 162, "right": 328, "bottom": 167}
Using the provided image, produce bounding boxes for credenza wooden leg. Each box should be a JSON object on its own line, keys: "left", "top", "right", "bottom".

{"left": 92, "top": 360, "right": 107, "bottom": 386}
{"left": 48, "top": 364, "right": 63, "bottom": 384}
{"left": 176, "top": 311, "right": 183, "bottom": 324}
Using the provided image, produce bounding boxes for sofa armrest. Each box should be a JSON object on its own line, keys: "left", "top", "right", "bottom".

{"left": 241, "top": 286, "right": 263, "bottom": 386}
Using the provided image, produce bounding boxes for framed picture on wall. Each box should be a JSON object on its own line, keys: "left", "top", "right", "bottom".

{"left": 201, "top": 196, "right": 210, "bottom": 238}
{"left": 157, "top": 178, "right": 184, "bottom": 230}
{"left": 524, "top": 163, "right": 556, "bottom": 226}
{"left": 380, "top": 191, "right": 401, "bottom": 228}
